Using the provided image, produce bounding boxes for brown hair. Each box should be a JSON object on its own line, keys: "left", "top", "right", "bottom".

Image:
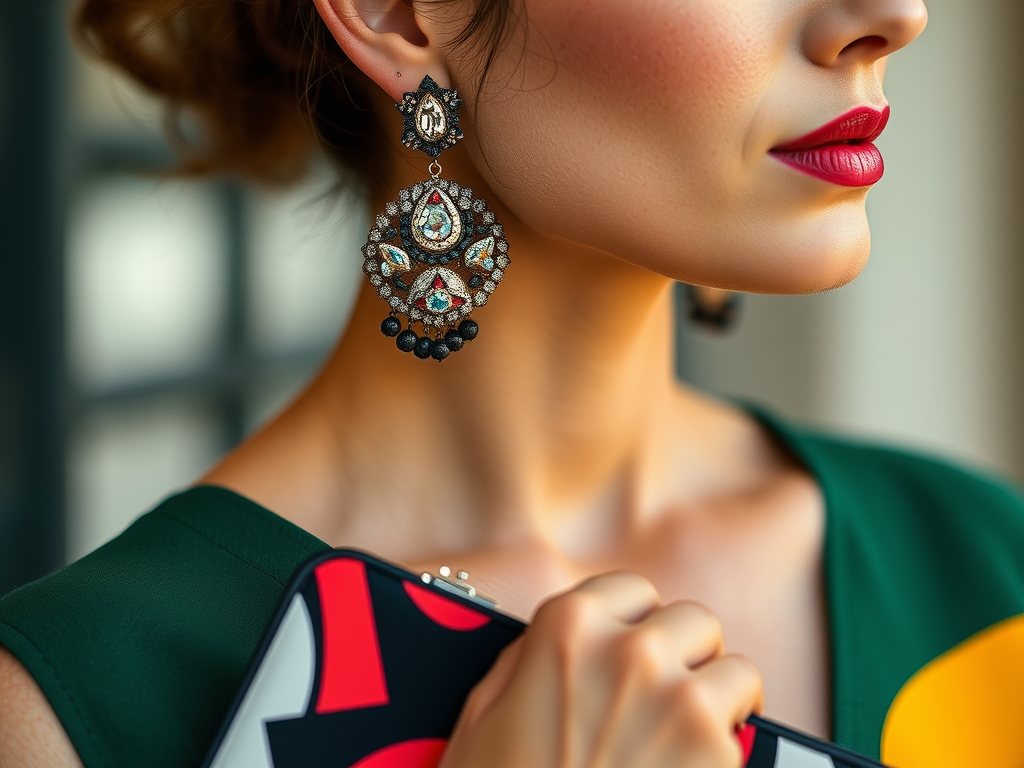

{"left": 75, "top": 0, "right": 514, "bottom": 190}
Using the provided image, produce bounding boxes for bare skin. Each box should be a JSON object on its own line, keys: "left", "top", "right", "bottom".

{"left": 0, "top": 0, "right": 927, "bottom": 764}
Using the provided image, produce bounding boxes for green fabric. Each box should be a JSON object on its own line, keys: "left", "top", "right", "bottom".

{"left": 755, "top": 410, "right": 1024, "bottom": 758}
{"left": 0, "top": 486, "right": 330, "bottom": 768}
{"left": 1, "top": 413, "right": 1023, "bottom": 766}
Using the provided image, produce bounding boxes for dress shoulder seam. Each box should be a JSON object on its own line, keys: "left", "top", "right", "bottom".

{"left": 157, "top": 511, "right": 290, "bottom": 588}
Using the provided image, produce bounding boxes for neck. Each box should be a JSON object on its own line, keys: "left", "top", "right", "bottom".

{"left": 211, "top": 145, "right": 752, "bottom": 559}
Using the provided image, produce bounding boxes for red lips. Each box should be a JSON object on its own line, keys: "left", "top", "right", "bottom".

{"left": 770, "top": 106, "right": 890, "bottom": 187}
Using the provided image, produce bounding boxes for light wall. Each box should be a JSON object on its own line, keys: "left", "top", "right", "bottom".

{"left": 679, "top": 0, "right": 1024, "bottom": 482}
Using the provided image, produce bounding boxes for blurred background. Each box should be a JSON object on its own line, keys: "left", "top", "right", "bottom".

{"left": 1, "top": 0, "right": 1023, "bottom": 596}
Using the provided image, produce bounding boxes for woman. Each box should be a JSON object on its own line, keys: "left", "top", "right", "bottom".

{"left": 2, "top": 0, "right": 1022, "bottom": 766}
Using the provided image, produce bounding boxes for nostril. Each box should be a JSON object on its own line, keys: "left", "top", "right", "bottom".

{"left": 840, "top": 35, "right": 888, "bottom": 57}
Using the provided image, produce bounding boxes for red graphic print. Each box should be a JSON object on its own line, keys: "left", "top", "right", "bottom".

{"left": 403, "top": 582, "right": 491, "bottom": 631}
{"left": 349, "top": 738, "right": 448, "bottom": 768}
{"left": 314, "top": 559, "right": 390, "bottom": 713}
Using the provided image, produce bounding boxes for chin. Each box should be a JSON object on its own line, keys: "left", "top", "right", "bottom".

{"left": 645, "top": 199, "right": 874, "bottom": 296}
{"left": 775, "top": 202, "right": 874, "bottom": 294}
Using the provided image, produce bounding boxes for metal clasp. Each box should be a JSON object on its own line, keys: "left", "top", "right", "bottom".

{"left": 420, "top": 565, "right": 497, "bottom": 609}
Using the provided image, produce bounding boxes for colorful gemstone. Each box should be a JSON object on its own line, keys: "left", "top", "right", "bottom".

{"left": 379, "top": 244, "right": 412, "bottom": 275}
{"left": 464, "top": 236, "right": 496, "bottom": 272}
{"left": 411, "top": 187, "right": 462, "bottom": 252}
{"left": 415, "top": 94, "right": 448, "bottom": 141}
{"left": 408, "top": 267, "right": 470, "bottom": 314}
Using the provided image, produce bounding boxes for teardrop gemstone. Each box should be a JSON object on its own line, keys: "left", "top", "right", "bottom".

{"left": 415, "top": 94, "right": 448, "bottom": 141}
{"left": 411, "top": 186, "right": 462, "bottom": 252}
{"left": 379, "top": 244, "right": 412, "bottom": 277}
{"left": 464, "top": 236, "right": 496, "bottom": 272}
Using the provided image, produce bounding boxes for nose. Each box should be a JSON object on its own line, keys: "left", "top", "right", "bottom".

{"left": 802, "top": 0, "right": 928, "bottom": 67}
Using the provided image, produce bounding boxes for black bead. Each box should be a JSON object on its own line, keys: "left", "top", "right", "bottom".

{"left": 458, "top": 319, "right": 479, "bottom": 341}
{"left": 414, "top": 336, "right": 433, "bottom": 359}
{"left": 380, "top": 317, "right": 401, "bottom": 337}
{"left": 396, "top": 329, "right": 417, "bottom": 352}
{"left": 431, "top": 340, "right": 451, "bottom": 361}
{"left": 444, "top": 329, "right": 464, "bottom": 352}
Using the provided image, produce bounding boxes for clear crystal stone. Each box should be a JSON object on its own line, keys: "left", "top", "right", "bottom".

{"left": 389, "top": 296, "right": 402, "bottom": 308}
{"left": 458, "top": 198, "right": 471, "bottom": 210}
{"left": 474, "top": 291, "right": 488, "bottom": 306}
{"left": 378, "top": 284, "right": 392, "bottom": 298}
{"left": 497, "top": 240, "right": 508, "bottom": 253}
{"left": 400, "top": 189, "right": 410, "bottom": 201}
{"left": 370, "top": 274, "right": 383, "bottom": 287}
{"left": 376, "top": 214, "right": 389, "bottom": 228}
{"left": 472, "top": 199, "right": 486, "bottom": 212}
{"left": 412, "top": 183, "right": 423, "bottom": 199}
{"left": 386, "top": 202, "right": 399, "bottom": 215}
{"left": 482, "top": 211, "right": 495, "bottom": 224}
{"left": 497, "top": 255, "right": 510, "bottom": 268}
{"left": 491, "top": 224, "right": 503, "bottom": 236}
{"left": 460, "top": 303, "right": 473, "bottom": 316}
{"left": 484, "top": 280, "right": 497, "bottom": 293}
{"left": 449, "top": 182, "right": 460, "bottom": 196}
{"left": 411, "top": 187, "right": 463, "bottom": 252}
{"left": 364, "top": 259, "right": 378, "bottom": 273}
{"left": 401, "top": 201, "right": 413, "bottom": 213}
{"left": 415, "top": 93, "right": 448, "bottom": 140}
{"left": 491, "top": 269, "right": 504, "bottom": 282}
{"left": 446, "top": 311, "right": 459, "bottom": 323}
{"left": 370, "top": 229, "right": 382, "bottom": 242}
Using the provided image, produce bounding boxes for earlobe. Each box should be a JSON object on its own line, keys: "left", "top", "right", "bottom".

{"left": 311, "top": 0, "right": 450, "bottom": 101}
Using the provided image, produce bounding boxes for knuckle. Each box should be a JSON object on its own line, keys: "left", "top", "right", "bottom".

{"left": 578, "top": 570, "right": 660, "bottom": 603}
{"left": 532, "top": 591, "right": 596, "bottom": 642}
{"left": 677, "top": 599, "right": 723, "bottom": 635}
{"left": 611, "top": 629, "right": 663, "bottom": 678}
{"left": 671, "top": 676, "right": 717, "bottom": 723}
{"left": 724, "top": 653, "right": 764, "bottom": 689}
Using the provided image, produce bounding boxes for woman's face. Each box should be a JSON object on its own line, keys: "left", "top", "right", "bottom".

{"left": 424, "top": 0, "right": 927, "bottom": 294}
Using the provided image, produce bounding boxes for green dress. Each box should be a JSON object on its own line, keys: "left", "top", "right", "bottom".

{"left": 1, "top": 412, "right": 1023, "bottom": 768}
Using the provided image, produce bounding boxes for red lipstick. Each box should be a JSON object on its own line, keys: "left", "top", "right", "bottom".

{"left": 770, "top": 106, "right": 890, "bottom": 187}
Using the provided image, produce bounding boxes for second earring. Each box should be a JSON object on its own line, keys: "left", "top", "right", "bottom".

{"left": 362, "top": 76, "right": 510, "bottom": 362}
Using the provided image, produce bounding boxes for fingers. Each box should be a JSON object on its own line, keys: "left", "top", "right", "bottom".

{"left": 638, "top": 600, "right": 725, "bottom": 669}
{"left": 686, "top": 653, "right": 764, "bottom": 725}
{"left": 567, "top": 571, "right": 663, "bottom": 624}
{"left": 458, "top": 638, "right": 524, "bottom": 730}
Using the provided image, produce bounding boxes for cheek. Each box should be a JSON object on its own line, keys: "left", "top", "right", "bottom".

{"left": 459, "top": 0, "right": 868, "bottom": 293}
{"left": 562, "top": 0, "right": 773, "bottom": 127}
{"left": 466, "top": 0, "right": 778, "bottom": 218}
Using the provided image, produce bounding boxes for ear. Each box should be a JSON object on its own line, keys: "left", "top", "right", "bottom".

{"left": 312, "top": 0, "right": 451, "bottom": 102}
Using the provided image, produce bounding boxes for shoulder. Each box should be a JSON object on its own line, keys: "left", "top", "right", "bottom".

{"left": 758, "top": 408, "right": 1024, "bottom": 630}
{"left": 783, "top": 420, "right": 1024, "bottom": 644}
{"left": 752, "top": 402, "right": 1024, "bottom": 546}
{"left": 0, "top": 486, "right": 329, "bottom": 768}
{"left": 797, "top": 426, "right": 1024, "bottom": 553}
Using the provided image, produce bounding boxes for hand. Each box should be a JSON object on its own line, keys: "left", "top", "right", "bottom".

{"left": 440, "top": 573, "right": 762, "bottom": 768}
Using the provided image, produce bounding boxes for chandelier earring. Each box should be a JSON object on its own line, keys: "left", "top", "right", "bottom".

{"left": 362, "top": 76, "right": 510, "bottom": 361}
